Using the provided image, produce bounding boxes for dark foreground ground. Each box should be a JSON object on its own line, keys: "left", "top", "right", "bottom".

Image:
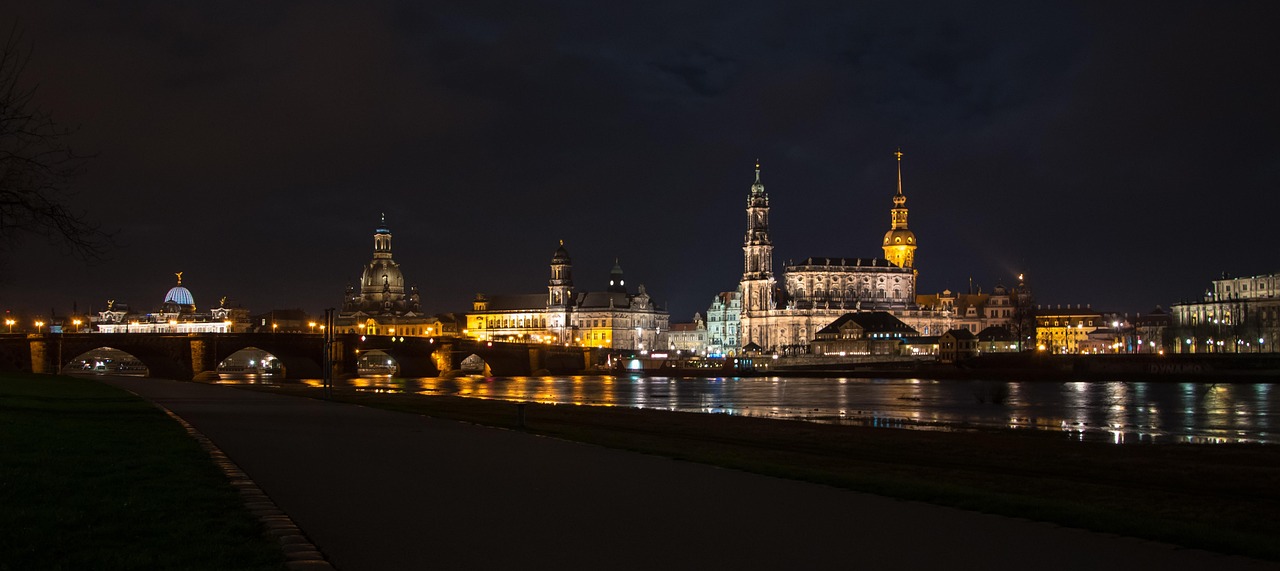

{"left": 0, "top": 373, "right": 283, "bottom": 570}
{"left": 244, "top": 382, "right": 1280, "bottom": 563}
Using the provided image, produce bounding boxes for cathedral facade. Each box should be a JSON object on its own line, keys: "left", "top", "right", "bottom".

{"left": 738, "top": 153, "right": 950, "bottom": 353}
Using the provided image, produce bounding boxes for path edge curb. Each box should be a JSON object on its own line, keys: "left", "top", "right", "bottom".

{"left": 153, "top": 404, "right": 337, "bottom": 571}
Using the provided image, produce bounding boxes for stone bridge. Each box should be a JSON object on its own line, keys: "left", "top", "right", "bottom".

{"left": 0, "top": 333, "right": 604, "bottom": 381}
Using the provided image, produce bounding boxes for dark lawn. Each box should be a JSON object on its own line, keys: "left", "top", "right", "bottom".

{"left": 0, "top": 373, "right": 283, "bottom": 571}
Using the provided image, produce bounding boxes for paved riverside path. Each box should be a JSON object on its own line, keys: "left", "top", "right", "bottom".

{"left": 101, "top": 378, "right": 1272, "bottom": 571}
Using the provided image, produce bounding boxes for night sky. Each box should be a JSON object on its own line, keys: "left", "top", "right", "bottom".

{"left": 3, "top": 1, "right": 1278, "bottom": 321}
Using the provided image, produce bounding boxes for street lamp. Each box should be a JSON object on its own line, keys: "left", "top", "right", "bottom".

{"left": 4, "top": 318, "right": 14, "bottom": 333}
{"left": 35, "top": 320, "right": 44, "bottom": 333}
{"left": 272, "top": 323, "right": 278, "bottom": 334}
{"left": 73, "top": 319, "right": 82, "bottom": 333}
{"left": 309, "top": 321, "right": 316, "bottom": 333}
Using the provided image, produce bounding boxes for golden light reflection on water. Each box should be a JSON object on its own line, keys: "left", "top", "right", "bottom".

{"left": 283, "top": 375, "right": 1275, "bottom": 444}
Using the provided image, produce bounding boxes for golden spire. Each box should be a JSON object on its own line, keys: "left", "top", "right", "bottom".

{"left": 895, "top": 148, "right": 904, "bottom": 197}
{"left": 175, "top": 271, "right": 183, "bottom": 285}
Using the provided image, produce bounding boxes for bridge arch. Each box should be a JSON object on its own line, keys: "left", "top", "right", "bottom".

{"left": 459, "top": 354, "right": 492, "bottom": 376}
{"left": 63, "top": 346, "right": 149, "bottom": 376}
{"left": 56, "top": 336, "right": 193, "bottom": 380}
{"left": 358, "top": 349, "right": 399, "bottom": 376}
{"left": 216, "top": 347, "right": 285, "bottom": 380}
{"left": 350, "top": 337, "right": 441, "bottom": 378}
{"left": 211, "top": 336, "right": 323, "bottom": 380}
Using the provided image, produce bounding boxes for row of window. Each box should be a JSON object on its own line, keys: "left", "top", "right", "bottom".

{"left": 793, "top": 288, "right": 906, "bottom": 300}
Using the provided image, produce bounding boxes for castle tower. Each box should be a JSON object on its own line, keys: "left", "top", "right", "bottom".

{"left": 741, "top": 161, "right": 775, "bottom": 313}
{"left": 548, "top": 240, "right": 574, "bottom": 307}
{"left": 882, "top": 150, "right": 917, "bottom": 269}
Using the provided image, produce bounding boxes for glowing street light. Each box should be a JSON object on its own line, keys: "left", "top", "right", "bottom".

{"left": 4, "top": 318, "right": 14, "bottom": 333}
{"left": 35, "top": 320, "right": 45, "bottom": 333}
{"left": 72, "top": 319, "right": 82, "bottom": 333}
{"left": 272, "top": 323, "right": 279, "bottom": 334}
{"left": 309, "top": 321, "right": 317, "bottom": 333}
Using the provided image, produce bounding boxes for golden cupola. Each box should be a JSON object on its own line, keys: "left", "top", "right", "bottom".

{"left": 882, "top": 149, "right": 917, "bottom": 269}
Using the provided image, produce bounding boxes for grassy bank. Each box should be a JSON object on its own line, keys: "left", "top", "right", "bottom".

{"left": 0, "top": 373, "right": 283, "bottom": 571}
{"left": 251, "top": 383, "right": 1280, "bottom": 561}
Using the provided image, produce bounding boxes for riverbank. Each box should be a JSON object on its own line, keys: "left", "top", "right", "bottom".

{"left": 241, "top": 382, "right": 1280, "bottom": 561}
{"left": 0, "top": 373, "right": 284, "bottom": 570}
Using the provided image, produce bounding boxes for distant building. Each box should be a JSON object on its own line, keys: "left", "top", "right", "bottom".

{"left": 1134, "top": 307, "right": 1171, "bottom": 353}
{"left": 705, "top": 290, "right": 742, "bottom": 356}
{"left": 94, "top": 273, "right": 249, "bottom": 333}
{"left": 666, "top": 313, "right": 708, "bottom": 354}
{"left": 1170, "top": 271, "right": 1280, "bottom": 353}
{"left": 975, "top": 326, "right": 1018, "bottom": 354}
{"left": 902, "top": 335, "right": 941, "bottom": 357}
{"left": 737, "top": 153, "right": 950, "bottom": 354}
{"left": 916, "top": 283, "right": 1015, "bottom": 335}
{"left": 335, "top": 215, "right": 442, "bottom": 337}
{"left": 939, "top": 329, "right": 978, "bottom": 363}
{"left": 467, "top": 243, "right": 669, "bottom": 350}
{"left": 810, "top": 312, "right": 917, "bottom": 357}
{"left": 251, "top": 309, "right": 311, "bottom": 333}
{"left": 1035, "top": 305, "right": 1103, "bottom": 354}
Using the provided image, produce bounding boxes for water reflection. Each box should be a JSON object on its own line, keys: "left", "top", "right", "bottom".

{"left": 241, "top": 374, "right": 1276, "bottom": 444}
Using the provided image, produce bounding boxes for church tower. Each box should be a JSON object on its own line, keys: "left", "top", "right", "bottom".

{"left": 741, "top": 161, "right": 775, "bottom": 313}
{"left": 882, "top": 150, "right": 917, "bottom": 269}
{"left": 608, "top": 258, "right": 626, "bottom": 293}
{"left": 548, "top": 240, "right": 574, "bottom": 307}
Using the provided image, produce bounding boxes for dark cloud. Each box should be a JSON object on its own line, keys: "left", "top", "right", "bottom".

{"left": 3, "top": 1, "right": 1278, "bottom": 322}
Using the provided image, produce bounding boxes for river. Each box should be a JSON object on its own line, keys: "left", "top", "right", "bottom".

{"left": 218, "top": 374, "right": 1275, "bottom": 444}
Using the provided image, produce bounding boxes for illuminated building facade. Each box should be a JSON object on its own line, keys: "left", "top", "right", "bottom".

{"left": 705, "top": 290, "right": 742, "bottom": 356}
{"left": 335, "top": 216, "right": 441, "bottom": 337}
{"left": 467, "top": 243, "right": 669, "bottom": 350}
{"left": 809, "top": 312, "right": 917, "bottom": 357}
{"left": 1170, "top": 271, "right": 1280, "bottom": 353}
{"left": 916, "top": 283, "right": 1014, "bottom": 334}
{"left": 666, "top": 314, "right": 708, "bottom": 354}
{"left": 1034, "top": 306, "right": 1102, "bottom": 354}
{"left": 94, "top": 273, "right": 249, "bottom": 333}
{"left": 737, "top": 153, "right": 946, "bottom": 353}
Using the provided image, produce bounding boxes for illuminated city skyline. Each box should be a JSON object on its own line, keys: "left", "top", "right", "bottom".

{"left": 2, "top": 2, "right": 1278, "bottom": 319}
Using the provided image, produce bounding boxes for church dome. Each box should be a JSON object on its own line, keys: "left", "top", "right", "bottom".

{"left": 165, "top": 286, "right": 194, "bottom": 306}
{"left": 551, "top": 241, "right": 571, "bottom": 264}
{"left": 882, "top": 228, "right": 917, "bottom": 246}
{"left": 361, "top": 259, "right": 405, "bottom": 295}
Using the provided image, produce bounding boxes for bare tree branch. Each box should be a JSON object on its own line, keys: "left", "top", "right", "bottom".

{"left": 0, "top": 24, "right": 112, "bottom": 259}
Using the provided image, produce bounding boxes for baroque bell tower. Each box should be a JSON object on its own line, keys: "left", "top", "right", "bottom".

{"left": 548, "top": 240, "right": 574, "bottom": 307}
{"left": 882, "top": 149, "right": 917, "bottom": 269}
{"left": 739, "top": 161, "right": 777, "bottom": 350}
{"left": 741, "top": 161, "right": 775, "bottom": 315}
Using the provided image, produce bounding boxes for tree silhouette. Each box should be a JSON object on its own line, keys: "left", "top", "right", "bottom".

{"left": 0, "top": 26, "right": 109, "bottom": 257}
